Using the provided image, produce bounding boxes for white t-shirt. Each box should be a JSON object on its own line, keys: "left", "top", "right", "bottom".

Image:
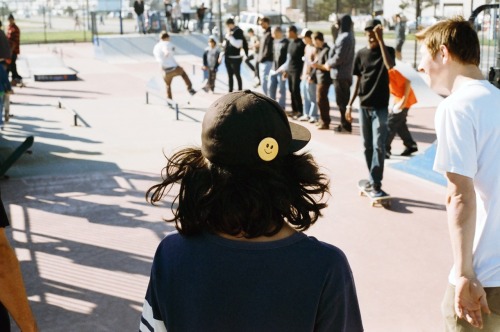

{"left": 180, "top": 0, "right": 191, "bottom": 13}
{"left": 153, "top": 40, "right": 178, "bottom": 69}
{"left": 434, "top": 79, "right": 500, "bottom": 287}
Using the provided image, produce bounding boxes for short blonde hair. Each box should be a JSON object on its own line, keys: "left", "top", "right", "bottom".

{"left": 416, "top": 16, "right": 480, "bottom": 66}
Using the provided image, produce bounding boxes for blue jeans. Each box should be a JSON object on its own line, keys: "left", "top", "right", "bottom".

{"left": 301, "top": 80, "right": 318, "bottom": 119}
{"left": 259, "top": 61, "right": 272, "bottom": 96}
{"left": 358, "top": 107, "right": 388, "bottom": 189}
{"left": 269, "top": 72, "right": 286, "bottom": 109}
{"left": 137, "top": 14, "right": 146, "bottom": 33}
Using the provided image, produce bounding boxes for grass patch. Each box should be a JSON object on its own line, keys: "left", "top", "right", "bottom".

{"left": 21, "top": 31, "right": 95, "bottom": 44}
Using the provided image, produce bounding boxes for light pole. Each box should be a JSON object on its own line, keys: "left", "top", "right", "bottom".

{"left": 218, "top": 0, "right": 223, "bottom": 43}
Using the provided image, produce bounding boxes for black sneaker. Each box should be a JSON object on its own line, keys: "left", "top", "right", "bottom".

{"left": 188, "top": 89, "right": 197, "bottom": 96}
{"left": 333, "top": 125, "right": 352, "bottom": 134}
{"left": 385, "top": 151, "right": 391, "bottom": 159}
{"left": 401, "top": 146, "right": 418, "bottom": 156}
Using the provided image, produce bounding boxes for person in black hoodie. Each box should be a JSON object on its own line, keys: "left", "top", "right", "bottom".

{"left": 284, "top": 25, "right": 305, "bottom": 118}
{"left": 258, "top": 17, "right": 273, "bottom": 96}
{"left": 310, "top": 32, "right": 332, "bottom": 130}
{"left": 223, "top": 18, "right": 244, "bottom": 92}
{"left": 133, "top": 0, "right": 146, "bottom": 34}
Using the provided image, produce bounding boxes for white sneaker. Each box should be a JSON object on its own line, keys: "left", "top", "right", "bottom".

{"left": 308, "top": 117, "right": 318, "bottom": 123}
{"left": 297, "top": 115, "right": 309, "bottom": 121}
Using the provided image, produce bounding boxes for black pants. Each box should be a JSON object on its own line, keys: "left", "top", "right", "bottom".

{"left": 386, "top": 108, "right": 416, "bottom": 153}
{"left": 207, "top": 69, "right": 217, "bottom": 91}
{"left": 8, "top": 53, "right": 21, "bottom": 81}
{"left": 182, "top": 13, "right": 190, "bottom": 29}
{"left": 244, "top": 54, "right": 256, "bottom": 73}
{"left": 333, "top": 79, "right": 352, "bottom": 130}
{"left": 288, "top": 70, "right": 302, "bottom": 115}
{"left": 0, "top": 302, "right": 10, "bottom": 332}
{"left": 225, "top": 57, "right": 242, "bottom": 92}
{"left": 317, "top": 83, "right": 331, "bottom": 125}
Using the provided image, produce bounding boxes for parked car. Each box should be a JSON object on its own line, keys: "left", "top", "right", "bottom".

{"left": 237, "top": 11, "right": 300, "bottom": 36}
{"left": 406, "top": 16, "right": 440, "bottom": 33}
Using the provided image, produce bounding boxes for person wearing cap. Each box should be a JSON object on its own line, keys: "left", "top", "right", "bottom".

{"left": 417, "top": 18, "right": 500, "bottom": 331}
{"left": 6, "top": 14, "right": 22, "bottom": 86}
{"left": 312, "top": 14, "right": 355, "bottom": 133}
{"left": 268, "top": 26, "right": 289, "bottom": 109}
{"left": 298, "top": 29, "right": 318, "bottom": 124}
{"left": 140, "top": 90, "right": 363, "bottom": 332}
{"left": 201, "top": 36, "right": 220, "bottom": 93}
{"left": 0, "top": 188, "right": 38, "bottom": 331}
{"left": 153, "top": 31, "right": 196, "bottom": 100}
{"left": 310, "top": 32, "right": 332, "bottom": 130}
{"left": 258, "top": 17, "right": 274, "bottom": 96}
{"left": 223, "top": 18, "right": 245, "bottom": 92}
{"left": 346, "top": 19, "right": 395, "bottom": 198}
{"left": 283, "top": 25, "right": 305, "bottom": 119}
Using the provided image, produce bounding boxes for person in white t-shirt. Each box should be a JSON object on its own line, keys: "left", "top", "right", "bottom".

{"left": 417, "top": 17, "right": 500, "bottom": 331}
{"left": 153, "top": 31, "right": 196, "bottom": 100}
{"left": 180, "top": 0, "right": 191, "bottom": 30}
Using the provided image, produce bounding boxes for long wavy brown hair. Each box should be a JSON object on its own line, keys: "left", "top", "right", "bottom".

{"left": 146, "top": 147, "right": 330, "bottom": 239}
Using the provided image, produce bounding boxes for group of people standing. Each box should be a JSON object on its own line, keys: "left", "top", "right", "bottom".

{"left": 216, "top": 14, "right": 418, "bottom": 199}
{"left": 143, "top": 16, "right": 500, "bottom": 332}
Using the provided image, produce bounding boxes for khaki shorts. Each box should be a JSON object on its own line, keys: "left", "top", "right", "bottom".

{"left": 442, "top": 283, "right": 500, "bottom": 331}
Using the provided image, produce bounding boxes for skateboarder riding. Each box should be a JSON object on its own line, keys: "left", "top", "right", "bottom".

{"left": 153, "top": 31, "right": 196, "bottom": 101}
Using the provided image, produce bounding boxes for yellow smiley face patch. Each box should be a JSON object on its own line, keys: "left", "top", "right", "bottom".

{"left": 257, "top": 137, "right": 279, "bottom": 161}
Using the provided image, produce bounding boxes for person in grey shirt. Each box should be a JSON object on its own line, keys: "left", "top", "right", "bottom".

{"left": 312, "top": 14, "right": 355, "bottom": 133}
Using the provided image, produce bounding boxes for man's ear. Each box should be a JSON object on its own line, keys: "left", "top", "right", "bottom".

{"left": 440, "top": 45, "right": 451, "bottom": 64}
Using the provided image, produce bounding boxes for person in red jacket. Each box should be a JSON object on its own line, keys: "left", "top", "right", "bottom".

{"left": 6, "top": 14, "right": 22, "bottom": 85}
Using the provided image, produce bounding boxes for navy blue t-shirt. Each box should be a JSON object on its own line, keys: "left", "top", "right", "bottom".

{"left": 141, "top": 231, "right": 363, "bottom": 332}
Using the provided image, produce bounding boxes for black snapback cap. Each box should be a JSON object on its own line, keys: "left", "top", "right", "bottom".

{"left": 365, "top": 19, "right": 382, "bottom": 31}
{"left": 201, "top": 90, "right": 311, "bottom": 166}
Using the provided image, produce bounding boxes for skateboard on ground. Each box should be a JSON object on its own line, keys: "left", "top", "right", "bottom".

{"left": 358, "top": 179, "right": 391, "bottom": 208}
{"left": 0, "top": 136, "right": 34, "bottom": 178}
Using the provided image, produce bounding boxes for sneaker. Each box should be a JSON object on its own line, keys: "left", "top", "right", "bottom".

{"left": 202, "top": 85, "right": 210, "bottom": 93}
{"left": 292, "top": 113, "right": 304, "bottom": 120}
{"left": 333, "top": 125, "right": 352, "bottom": 134}
{"left": 188, "top": 89, "right": 197, "bottom": 96}
{"left": 308, "top": 117, "right": 318, "bottom": 123}
{"left": 385, "top": 151, "right": 391, "bottom": 159}
{"left": 368, "top": 189, "right": 385, "bottom": 199}
{"left": 317, "top": 123, "right": 330, "bottom": 130}
{"left": 400, "top": 146, "right": 418, "bottom": 156}
{"left": 297, "top": 115, "right": 310, "bottom": 121}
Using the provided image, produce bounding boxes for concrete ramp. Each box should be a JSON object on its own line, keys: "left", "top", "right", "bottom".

{"left": 390, "top": 142, "right": 446, "bottom": 186}
{"left": 94, "top": 33, "right": 212, "bottom": 63}
{"left": 18, "top": 54, "right": 78, "bottom": 81}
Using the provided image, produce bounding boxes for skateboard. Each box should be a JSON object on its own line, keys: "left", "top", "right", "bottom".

{"left": 0, "top": 136, "right": 34, "bottom": 178}
{"left": 358, "top": 179, "right": 391, "bottom": 208}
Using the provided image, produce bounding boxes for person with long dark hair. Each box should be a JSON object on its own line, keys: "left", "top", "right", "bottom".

{"left": 139, "top": 90, "right": 363, "bottom": 331}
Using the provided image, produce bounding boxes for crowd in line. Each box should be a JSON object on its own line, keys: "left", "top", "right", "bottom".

{"left": 153, "top": 14, "right": 417, "bottom": 199}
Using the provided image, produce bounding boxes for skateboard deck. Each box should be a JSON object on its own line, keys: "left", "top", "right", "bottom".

{"left": 0, "top": 136, "right": 34, "bottom": 178}
{"left": 357, "top": 179, "right": 391, "bottom": 208}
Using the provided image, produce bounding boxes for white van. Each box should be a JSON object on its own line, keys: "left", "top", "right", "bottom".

{"left": 237, "top": 11, "right": 300, "bottom": 36}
